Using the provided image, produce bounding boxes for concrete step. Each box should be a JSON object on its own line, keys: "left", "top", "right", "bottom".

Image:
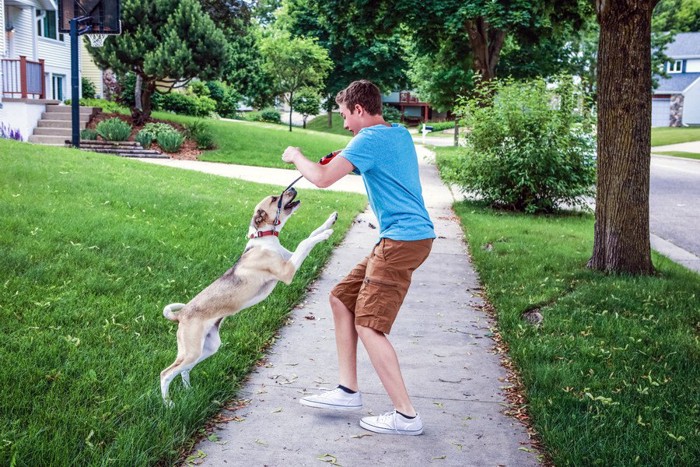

{"left": 40, "top": 112, "right": 93, "bottom": 121}
{"left": 33, "top": 127, "right": 87, "bottom": 136}
{"left": 45, "top": 105, "right": 98, "bottom": 114}
{"left": 37, "top": 119, "right": 73, "bottom": 128}
{"left": 29, "top": 135, "right": 71, "bottom": 145}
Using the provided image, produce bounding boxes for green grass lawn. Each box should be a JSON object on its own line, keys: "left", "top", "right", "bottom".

{"left": 0, "top": 139, "right": 367, "bottom": 465}
{"left": 153, "top": 111, "right": 351, "bottom": 167}
{"left": 433, "top": 147, "right": 700, "bottom": 465}
{"left": 305, "top": 112, "right": 352, "bottom": 136}
{"left": 651, "top": 126, "right": 700, "bottom": 146}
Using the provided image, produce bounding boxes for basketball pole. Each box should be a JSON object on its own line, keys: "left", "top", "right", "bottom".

{"left": 70, "top": 17, "right": 80, "bottom": 148}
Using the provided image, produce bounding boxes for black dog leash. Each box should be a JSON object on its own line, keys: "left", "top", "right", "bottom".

{"left": 271, "top": 150, "right": 342, "bottom": 227}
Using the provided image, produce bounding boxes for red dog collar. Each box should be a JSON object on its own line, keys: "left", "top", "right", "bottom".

{"left": 249, "top": 230, "right": 279, "bottom": 239}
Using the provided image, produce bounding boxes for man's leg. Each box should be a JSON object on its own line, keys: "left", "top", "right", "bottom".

{"left": 329, "top": 293, "right": 359, "bottom": 391}
{"left": 356, "top": 324, "right": 416, "bottom": 417}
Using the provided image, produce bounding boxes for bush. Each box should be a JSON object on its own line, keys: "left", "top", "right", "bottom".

{"left": 157, "top": 130, "right": 185, "bottom": 153}
{"left": 425, "top": 121, "right": 456, "bottom": 132}
{"left": 142, "top": 122, "right": 178, "bottom": 139}
{"left": 205, "top": 81, "right": 240, "bottom": 118}
{"left": 80, "top": 129, "right": 98, "bottom": 140}
{"left": 135, "top": 129, "right": 154, "bottom": 149}
{"left": 81, "top": 77, "right": 96, "bottom": 99}
{"left": 382, "top": 104, "right": 402, "bottom": 123}
{"left": 155, "top": 91, "right": 217, "bottom": 117}
{"left": 184, "top": 120, "right": 216, "bottom": 149}
{"left": 259, "top": 107, "right": 281, "bottom": 123}
{"left": 96, "top": 118, "right": 131, "bottom": 141}
{"left": 79, "top": 98, "right": 126, "bottom": 113}
{"left": 448, "top": 76, "right": 596, "bottom": 213}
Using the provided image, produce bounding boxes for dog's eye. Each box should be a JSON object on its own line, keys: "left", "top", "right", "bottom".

{"left": 271, "top": 196, "right": 278, "bottom": 203}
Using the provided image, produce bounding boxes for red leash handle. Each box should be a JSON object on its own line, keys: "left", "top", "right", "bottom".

{"left": 319, "top": 150, "right": 342, "bottom": 165}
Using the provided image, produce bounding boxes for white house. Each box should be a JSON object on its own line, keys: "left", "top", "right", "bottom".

{"left": 1, "top": 0, "right": 87, "bottom": 140}
{"left": 652, "top": 32, "right": 700, "bottom": 127}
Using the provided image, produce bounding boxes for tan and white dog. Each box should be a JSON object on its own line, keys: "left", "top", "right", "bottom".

{"left": 160, "top": 187, "right": 337, "bottom": 404}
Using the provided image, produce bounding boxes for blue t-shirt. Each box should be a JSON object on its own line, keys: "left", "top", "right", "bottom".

{"left": 340, "top": 123, "right": 435, "bottom": 242}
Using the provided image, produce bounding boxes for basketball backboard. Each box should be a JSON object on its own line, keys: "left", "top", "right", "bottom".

{"left": 58, "top": 0, "right": 121, "bottom": 34}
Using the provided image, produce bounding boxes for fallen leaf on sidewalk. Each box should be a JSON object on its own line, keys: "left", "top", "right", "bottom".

{"left": 318, "top": 453, "right": 341, "bottom": 465}
{"left": 350, "top": 433, "right": 372, "bottom": 439}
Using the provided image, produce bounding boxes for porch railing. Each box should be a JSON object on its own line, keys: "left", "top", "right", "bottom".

{"left": 1, "top": 56, "right": 46, "bottom": 99}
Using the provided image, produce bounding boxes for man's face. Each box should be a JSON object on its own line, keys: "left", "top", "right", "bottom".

{"left": 338, "top": 103, "right": 363, "bottom": 136}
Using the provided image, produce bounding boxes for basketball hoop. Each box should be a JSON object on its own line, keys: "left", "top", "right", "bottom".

{"left": 86, "top": 33, "right": 108, "bottom": 47}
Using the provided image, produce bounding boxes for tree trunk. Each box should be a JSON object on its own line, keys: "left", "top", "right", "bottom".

{"left": 288, "top": 92, "right": 294, "bottom": 132}
{"left": 131, "top": 77, "right": 155, "bottom": 126}
{"left": 588, "top": 0, "right": 658, "bottom": 275}
{"left": 465, "top": 17, "right": 506, "bottom": 80}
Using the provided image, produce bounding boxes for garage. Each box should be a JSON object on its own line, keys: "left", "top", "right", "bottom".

{"left": 651, "top": 97, "right": 671, "bottom": 127}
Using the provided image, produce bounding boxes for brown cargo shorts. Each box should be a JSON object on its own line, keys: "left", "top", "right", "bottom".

{"left": 330, "top": 238, "right": 433, "bottom": 334}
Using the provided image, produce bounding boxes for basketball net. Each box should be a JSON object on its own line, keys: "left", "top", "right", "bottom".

{"left": 86, "top": 33, "right": 108, "bottom": 47}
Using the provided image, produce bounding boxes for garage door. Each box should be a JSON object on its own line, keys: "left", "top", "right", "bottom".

{"left": 651, "top": 98, "right": 671, "bottom": 127}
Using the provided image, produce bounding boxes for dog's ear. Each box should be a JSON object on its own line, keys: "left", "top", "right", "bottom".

{"left": 254, "top": 209, "right": 268, "bottom": 228}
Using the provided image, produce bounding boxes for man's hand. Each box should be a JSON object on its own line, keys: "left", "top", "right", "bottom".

{"left": 282, "top": 146, "right": 303, "bottom": 164}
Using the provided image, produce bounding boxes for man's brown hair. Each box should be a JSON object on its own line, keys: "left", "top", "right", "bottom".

{"left": 335, "top": 80, "right": 383, "bottom": 115}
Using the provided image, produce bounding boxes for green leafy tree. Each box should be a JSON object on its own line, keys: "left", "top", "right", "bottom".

{"left": 294, "top": 87, "right": 322, "bottom": 128}
{"left": 259, "top": 30, "right": 332, "bottom": 131}
{"left": 283, "top": 0, "right": 410, "bottom": 126}
{"left": 653, "top": 0, "right": 700, "bottom": 31}
{"left": 88, "top": 0, "right": 229, "bottom": 124}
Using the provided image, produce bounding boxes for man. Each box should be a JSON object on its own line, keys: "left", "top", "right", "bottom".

{"left": 282, "top": 80, "right": 435, "bottom": 435}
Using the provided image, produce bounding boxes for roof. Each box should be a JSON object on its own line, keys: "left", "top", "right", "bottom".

{"left": 655, "top": 72, "right": 700, "bottom": 94}
{"left": 664, "top": 32, "right": 700, "bottom": 58}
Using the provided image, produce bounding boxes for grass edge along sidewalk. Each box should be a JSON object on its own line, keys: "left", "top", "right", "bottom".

{"left": 447, "top": 199, "right": 699, "bottom": 465}
{"left": 0, "top": 140, "right": 367, "bottom": 466}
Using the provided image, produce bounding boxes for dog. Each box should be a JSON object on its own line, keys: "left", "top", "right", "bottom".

{"left": 160, "top": 187, "right": 337, "bottom": 404}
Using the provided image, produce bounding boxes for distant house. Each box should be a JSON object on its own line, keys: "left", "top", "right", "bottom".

{"left": 652, "top": 32, "right": 700, "bottom": 127}
{"left": 382, "top": 91, "right": 447, "bottom": 125}
{"left": 0, "top": 0, "right": 94, "bottom": 140}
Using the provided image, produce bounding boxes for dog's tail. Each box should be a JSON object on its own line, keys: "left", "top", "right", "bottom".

{"left": 163, "top": 303, "right": 187, "bottom": 321}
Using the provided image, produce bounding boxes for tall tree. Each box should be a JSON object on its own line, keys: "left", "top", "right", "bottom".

{"left": 259, "top": 30, "right": 332, "bottom": 131}
{"left": 588, "top": 0, "right": 659, "bottom": 275}
{"left": 283, "top": 0, "right": 410, "bottom": 125}
{"left": 88, "top": 0, "right": 228, "bottom": 124}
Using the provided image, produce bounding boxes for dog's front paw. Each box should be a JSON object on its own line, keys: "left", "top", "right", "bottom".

{"left": 320, "top": 212, "right": 338, "bottom": 230}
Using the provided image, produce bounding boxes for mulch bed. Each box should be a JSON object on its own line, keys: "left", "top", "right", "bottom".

{"left": 87, "top": 112, "right": 202, "bottom": 160}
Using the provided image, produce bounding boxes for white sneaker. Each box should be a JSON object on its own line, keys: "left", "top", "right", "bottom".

{"left": 299, "top": 387, "right": 363, "bottom": 411}
{"left": 360, "top": 410, "right": 424, "bottom": 435}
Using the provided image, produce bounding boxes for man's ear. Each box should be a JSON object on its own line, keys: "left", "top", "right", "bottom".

{"left": 354, "top": 103, "right": 364, "bottom": 115}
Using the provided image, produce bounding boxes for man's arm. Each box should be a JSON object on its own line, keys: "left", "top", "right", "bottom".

{"left": 282, "top": 146, "right": 355, "bottom": 188}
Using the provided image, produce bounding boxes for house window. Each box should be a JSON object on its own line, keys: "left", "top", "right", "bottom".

{"left": 37, "top": 10, "right": 64, "bottom": 41}
{"left": 52, "top": 75, "right": 65, "bottom": 101}
{"left": 668, "top": 60, "right": 683, "bottom": 73}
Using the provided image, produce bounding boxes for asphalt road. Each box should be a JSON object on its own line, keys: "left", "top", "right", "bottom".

{"left": 650, "top": 154, "right": 700, "bottom": 258}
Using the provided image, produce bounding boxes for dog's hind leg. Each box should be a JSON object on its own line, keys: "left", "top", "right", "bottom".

{"left": 180, "top": 319, "right": 223, "bottom": 389}
{"left": 160, "top": 320, "right": 207, "bottom": 404}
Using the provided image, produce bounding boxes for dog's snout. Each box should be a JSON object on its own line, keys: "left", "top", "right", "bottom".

{"left": 285, "top": 187, "right": 297, "bottom": 197}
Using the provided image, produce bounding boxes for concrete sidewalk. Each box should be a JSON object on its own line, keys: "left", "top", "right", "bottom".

{"left": 144, "top": 148, "right": 539, "bottom": 466}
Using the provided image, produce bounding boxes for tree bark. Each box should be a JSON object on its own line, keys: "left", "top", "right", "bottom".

{"left": 465, "top": 17, "right": 506, "bottom": 80}
{"left": 588, "top": 0, "right": 659, "bottom": 275}
{"left": 131, "top": 77, "right": 155, "bottom": 126}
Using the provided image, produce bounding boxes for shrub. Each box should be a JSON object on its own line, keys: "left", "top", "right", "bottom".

{"left": 135, "top": 129, "right": 154, "bottom": 149}
{"left": 142, "top": 122, "right": 178, "bottom": 139}
{"left": 157, "top": 130, "right": 185, "bottom": 153}
{"left": 449, "top": 76, "right": 596, "bottom": 213}
{"left": 81, "top": 77, "right": 96, "bottom": 99}
{"left": 205, "top": 81, "right": 240, "bottom": 118}
{"left": 184, "top": 120, "right": 215, "bottom": 149}
{"left": 425, "top": 121, "right": 456, "bottom": 132}
{"left": 382, "top": 104, "right": 402, "bottom": 123}
{"left": 80, "top": 129, "right": 98, "bottom": 140}
{"left": 259, "top": 107, "right": 281, "bottom": 123}
{"left": 79, "top": 98, "right": 126, "bottom": 114}
{"left": 96, "top": 118, "right": 131, "bottom": 141}
{"left": 155, "top": 90, "right": 217, "bottom": 117}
